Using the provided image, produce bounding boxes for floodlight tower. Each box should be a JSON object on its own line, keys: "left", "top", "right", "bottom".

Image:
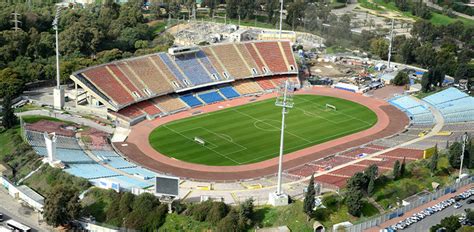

{"left": 457, "top": 132, "right": 469, "bottom": 182}
{"left": 387, "top": 18, "right": 394, "bottom": 69}
{"left": 269, "top": 79, "right": 294, "bottom": 206}
{"left": 52, "top": 7, "right": 65, "bottom": 110}
{"left": 279, "top": 0, "right": 284, "bottom": 39}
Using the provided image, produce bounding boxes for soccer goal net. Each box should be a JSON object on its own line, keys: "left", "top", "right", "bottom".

{"left": 194, "top": 137, "right": 205, "bottom": 145}
{"left": 325, "top": 104, "right": 337, "bottom": 111}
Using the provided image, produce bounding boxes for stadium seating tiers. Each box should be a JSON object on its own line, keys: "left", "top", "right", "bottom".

{"left": 389, "top": 88, "right": 474, "bottom": 125}
{"left": 73, "top": 41, "right": 299, "bottom": 121}
{"left": 27, "top": 128, "right": 158, "bottom": 190}
{"left": 197, "top": 91, "right": 225, "bottom": 104}
{"left": 180, "top": 94, "right": 203, "bottom": 107}
{"left": 219, "top": 86, "right": 240, "bottom": 99}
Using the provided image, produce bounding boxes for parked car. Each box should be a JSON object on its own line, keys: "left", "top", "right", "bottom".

{"left": 454, "top": 202, "right": 463, "bottom": 209}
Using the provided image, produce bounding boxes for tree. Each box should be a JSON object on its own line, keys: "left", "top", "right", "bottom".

{"left": 1, "top": 96, "right": 17, "bottom": 129}
{"left": 239, "top": 198, "right": 254, "bottom": 222}
{"left": 303, "top": 174, "right": 316, "bottom": 218}
{"left": 414, "top": 43, "right": 435, "bottom": 68}
{"left": 392, "top": 72, "right": 410, "bottom": 86}
{"left": 367, "top": 178, "right": 375, "bottom": 196}
{"left": 449, "top": 142, "right": 463, "bottom": 169}
{"left": 393, "top": 160, "right": 401, "bottom": 179}
{"left": 365, "top": 164, "right": 379, "bottom": 182}
{"left": 421, "top": 72, "right": 431, "bottom": 92}
{"left": 216, "top": 209, "right": 241, "bottom": 232}
{"left": 400, "top": 157, "right": 406, "bottom": 177}
{"left": 142, "top": 204, "right": 168, "bottom": 231}
{"left": 347, "top": 172, "right": 368, "bottom": 192}
{"left": 398, "top": 38, "right": 419, "bottom": 64}
{"left": 265, "top": 0, "right": 280, "bottom": 24}
{"left": 43, "top": 185, "right": 81, "bottom": 227}
{"left": 429, "top": 144, "right": 439, "bottom": 176}
{"left": 207, "top": 202, "right": 229, "bottom": 225}
{"left": 370, "top": 38, "right": 389, "bottom": 60}
{"left": 346, "top": 188, "right": 363, "bottom": 217}
{"left": 440, "top": 215, "right": 462, "bottom": 232}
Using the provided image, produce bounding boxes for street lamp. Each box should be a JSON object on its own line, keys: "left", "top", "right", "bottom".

{"left": 269, "top": 79, "right": 294, "bottom": 206}
{"left": 52, "top": 6, "right": 65, "bottom": 110}
{"left": 458, "top": 132, "right": 469, "bottom": 182}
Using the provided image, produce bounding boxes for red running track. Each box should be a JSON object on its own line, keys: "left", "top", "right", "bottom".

{"left": 114, "top": 87, "right": 409, "bottom": 181}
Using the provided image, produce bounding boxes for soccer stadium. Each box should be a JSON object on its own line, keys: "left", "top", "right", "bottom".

{"left": 19, "top": 39, "right": 474, "bottom": 207}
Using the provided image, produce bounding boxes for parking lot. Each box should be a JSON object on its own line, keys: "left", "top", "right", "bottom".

{"left": 380, "top": 185, "right": 474, "bottom": 231}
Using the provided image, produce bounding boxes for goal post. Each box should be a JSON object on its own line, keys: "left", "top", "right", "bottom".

{"left": 325, "top": 104, "right": 337, "bottom": 111}
{"left": 194, "top": 137, "right": 205, "bottom": 145}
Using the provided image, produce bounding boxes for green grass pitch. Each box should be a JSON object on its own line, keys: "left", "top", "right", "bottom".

{"left": 149, "top": 95, "right": 377, "bottom": 166}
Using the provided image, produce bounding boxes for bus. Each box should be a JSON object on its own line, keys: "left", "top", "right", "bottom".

{"left": 4, "top": 219, "right": 31, "bottom": 232}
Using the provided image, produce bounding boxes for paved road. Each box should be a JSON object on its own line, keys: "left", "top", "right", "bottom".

{"left": 371, "top": 184, "right": 473, "bottom": 231}
{"left": 0, "top": 188, "right": 52, "bottom": 231}
{"left": 404, "top": 197, "right": 472, "bottom": 232}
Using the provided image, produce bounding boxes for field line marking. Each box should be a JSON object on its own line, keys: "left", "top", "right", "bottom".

{"left": 200, "top": 128, "right": 248, "bottom": 151}
{"left": 298, "top": 97, "right": 374, "bottom": 126}
{"left": 231, "top": 108, "right": 312, "bottom": 143}
{"left": 296, "top": 108, "right": 338, "bottom": 124}
{"left": 241, "top": 124, "right": 372, "bottom": 164}
{"left": 177, "top": 127, "right": 219, "bottom": 148}
{"left": 162, "top": 125, "right": 241, "bottom": 164}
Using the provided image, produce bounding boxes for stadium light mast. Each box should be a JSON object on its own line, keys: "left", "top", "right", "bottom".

{"left": 387, "top": 18, "right": 394, "bottom": 69}
{"left": 279, "top": 0, "right": 284, "bottom": 39}
{"left": 52, "top": 6, "right": 65, "bottom": 110}
{"left": 269, "top": 79, "right": 294, "bottom": 206}
{"left": 458, "top": 132, "right": 469, "bottom": 182}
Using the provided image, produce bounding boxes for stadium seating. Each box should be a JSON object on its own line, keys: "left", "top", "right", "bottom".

{"left": 82, "top": 66, "right": 135, "bottom": 105}
{"left": 135, "top": 100, "right": 162, "bottom": 117}
{"left": 119, "top": 167, "right": 157, "bottom": 179}
{"left": 244, "top": 43, "right": 266, "bottom": 73}
{"left": 256, "top": 78, "right": 277, "bottom": 90}
{"left": 174, "top": 54, "right": 214, "bottom": 85}
{"left": 107, "top": 64, "right": 144, "bottom": 98}
{"left": 26, "top": 130, "right": 81, "bottom": 149}
{"left": 117, "top": 105, "right": 145, "bottom": 120}
{"left": 201, "top": 47, "right": 228, "bottom": 78}
{"left": 66, "top": 163, "right": 121, "bottom": 179}
{"left": 235, "top": 43, "right": 261, "bottom": 75}
{"left": 422, "top": 87, "right": 468, "bottom": 106}
{"left": 233, "top": 80, "right": 264, "bottom": 95}
{"left": 422, "top": 88, "right": 474, "bottom": 123}
{"left": 280, "top": 41, "right": 297, "bottom": 69}
{"left": 198, "top": 91, "right": 225, "bottom": 104}
{"left": 219, "top": 86, "right": 240, "bottom": 99}
{"left": 180, "top": 94, "right": 203, "bottom": 107}
{"left": 153, "top": 95, "right": 188, "bottom": 113}
{"left": 158, "top": 53, "right": 193, "bottom": 86}
{"left": 389, "top": 96, "right": 434, "bottom": 125}
{"left": 115, "top": 62, "right": 149, "bottom": 92}
{"left": 195, "top": 51, "right": 222, "bottom": 80}
{"left": 55, "top": 148, "right": 95, "bottom": 164}
{"left": 99, "top": 176, "right": 153, "bottom": 189}
{"left": 149, "top": 55, "right": 185, "bottom": 89}
{"left": 254, "top": 42, "right": 288, "bottom": 73}
{"left": 207, "top": 45, "right": 252, "bottom": 79}
{"left": 126, "top": 58, "right": 174, "bottom": 95}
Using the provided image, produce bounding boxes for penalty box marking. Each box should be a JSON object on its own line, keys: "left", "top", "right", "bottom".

{"left": 178, "top": 127, "right": 248, "bottom": 154}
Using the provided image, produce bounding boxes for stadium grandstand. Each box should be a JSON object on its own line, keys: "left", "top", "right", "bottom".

{"left": 24, "top": 125, "right": 157, "bottom": 190}
{"left": 70, "top": 41, "right": 299, "bottom": 126}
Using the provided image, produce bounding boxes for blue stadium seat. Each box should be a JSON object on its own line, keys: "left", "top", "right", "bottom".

{"left": 180, "top": 94, "right": 203, "bottom": 107}
{"left": 66, "top": 164, "right": 121, "bottom": 179}
{"left": 198, "top": 91, "right": 224, "bottom": 104}
{"left": 196, "top": 51, "right": 222, "bottom": 80}
{"left": 174, "top": 54, "right": 214, "bottom": 85}
{"left": 389, "top": 96, "right": 434, "bottom": 125}
{"left": 219, "top": 86, "right": 240, "bottom": 99}
{"left": 119, "top": 167, "right": 157, "bottom": 179}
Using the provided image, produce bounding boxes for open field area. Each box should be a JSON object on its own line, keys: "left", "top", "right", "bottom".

{"left": 149, "top": 95, "right": 377, "bottom": 166}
